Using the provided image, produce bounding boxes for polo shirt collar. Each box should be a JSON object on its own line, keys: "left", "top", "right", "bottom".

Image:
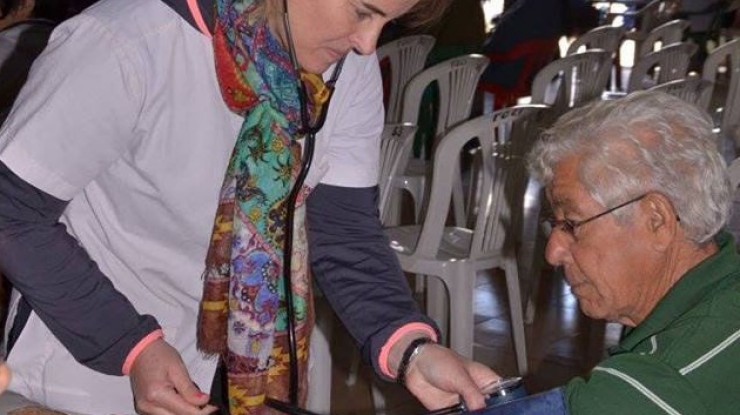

{"left": 616, "top": 232, "right": 740, "bottom": 352}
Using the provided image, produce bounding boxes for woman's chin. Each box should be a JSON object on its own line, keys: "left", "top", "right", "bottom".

{"left": 301, "top": 60, "right": 331, "bottom": 75}
{"left": 300, "top": 49, "right": 345, "bottom": 75}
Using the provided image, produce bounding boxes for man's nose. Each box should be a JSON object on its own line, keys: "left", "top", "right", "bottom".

{"left": 544, "top": 231, "right": 571, "bottom": 267}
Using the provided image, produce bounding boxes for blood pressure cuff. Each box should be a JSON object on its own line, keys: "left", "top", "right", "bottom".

{"left": 469, "top": 387, "right": 567, "bottom": 415}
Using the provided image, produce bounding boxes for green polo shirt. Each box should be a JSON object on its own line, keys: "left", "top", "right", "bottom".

{"left": 565, "top": 232, "right": 740, "bottom": 415}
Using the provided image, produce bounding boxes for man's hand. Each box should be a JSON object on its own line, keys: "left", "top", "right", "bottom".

{"left": 405, "top": 344, "right": 499, "bottom": 411}
{"left": 129, "top": 339, "right": 217, "bottom": 415}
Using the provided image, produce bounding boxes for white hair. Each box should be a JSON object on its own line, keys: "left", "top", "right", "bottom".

{"left": 527, "top": 91, "right": 731, "bottom": 244}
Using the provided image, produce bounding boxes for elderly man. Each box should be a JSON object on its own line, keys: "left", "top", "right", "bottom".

{"left": 478, "top": 90, "right": 740, "bottom": 414}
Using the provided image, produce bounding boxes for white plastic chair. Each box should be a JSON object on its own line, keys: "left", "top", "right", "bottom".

{"left": 567, "top": 25, "right": 626, "bottom": 94}
{"left": 377, "top": 35, "right": 436, "bottom": 124}
{"left": 626, "top": 42, "right": 697, "bottom": 92}
{"left": 531, "top": 50, "right": 612, "bottom": 118}
{"left": 702, "top": 38, "right": 740, "bottom": 152}
{"left": 647, "top": 76, "right": 713, "bottom": 110}
{"left": 637, "top": 18, "right": 690, "bottom": 57}
{"left": 385, "top": 105, "right": 548, "bottom": 375}
{"left": 567, "top": 25, "right": 626, "bottom": 56}
{"left": 609, "top": 0, "right": 680, "bottom": 40}
{"left": 378, "top": 123, "right": 417, "bottom": 226}
{"left": 607, "top": 0, "right": 680, "bottom": 90}
{"left": 392, "top": 54, "right": 489, "bottom": 224}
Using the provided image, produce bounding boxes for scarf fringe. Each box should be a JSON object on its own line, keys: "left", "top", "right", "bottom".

{"left": 197, "top": 277, "right": 230, "bottom": 354}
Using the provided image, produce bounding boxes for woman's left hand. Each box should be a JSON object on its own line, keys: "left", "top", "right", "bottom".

{"left": 404, "top": 343, "right": 500, "bottom": 411}
{"left": 0, "top": 362, "right": 10, "bottom": 394}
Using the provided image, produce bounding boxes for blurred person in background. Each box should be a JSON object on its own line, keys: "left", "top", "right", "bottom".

{"left": 479, "top": 0, "right": 598, "bottom": 111}
{"left": 0, "top": 0, "right": 70, "bottom": 121}
{"left": 0, "top": 0, "right": 71, "bottom": 370}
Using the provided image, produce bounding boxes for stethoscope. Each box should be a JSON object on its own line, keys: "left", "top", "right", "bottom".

{"left": 260, "top": 2, "right": 522, "bottom": 415}
{"left": 262, "top": 0, "right": 344, "bottom": 413}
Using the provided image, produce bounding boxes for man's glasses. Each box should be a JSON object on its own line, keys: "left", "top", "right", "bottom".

{"left": 544, "top": 193, "right": 649, "bottom": 238}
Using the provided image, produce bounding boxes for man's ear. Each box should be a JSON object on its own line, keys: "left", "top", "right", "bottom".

{"left": 643, "top": 192, "right": 679, "bottom": 251}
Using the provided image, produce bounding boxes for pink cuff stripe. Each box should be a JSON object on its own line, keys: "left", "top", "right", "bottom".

{"left": 186, "top": 0, "right": 212, "bottom": 38}
{"left": 122, "top": 329, "right": 164, "bottom": 375}
{"left": 378, "top": 323, "right": 438, "bottom": 378}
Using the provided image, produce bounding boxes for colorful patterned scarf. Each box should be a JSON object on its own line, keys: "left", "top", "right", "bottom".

{"left": 197, "top": 1, "right": 329, "bottom": 413}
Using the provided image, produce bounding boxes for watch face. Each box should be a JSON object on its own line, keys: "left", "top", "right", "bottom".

{"left": 479, "top": 376, "right": 524, "bottom": 397}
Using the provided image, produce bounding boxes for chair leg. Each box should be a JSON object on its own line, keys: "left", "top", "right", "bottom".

{"left": 413, "top": 273, "right": 425, "bottom": 298}
{"left": 525, "top": 289, "right": 537, "bottom": 326}
{"left": 451, "top": 170, "right": 467, "bottom": 227}
{"left": 525, "top": 226, "right": 547, "bottom": 325}
{"left": 504, "top": 256, "right": 528, "bottom": 375}
{"left": 385, "top": 189, "right": 403, "bottom": 227}
{"left": 411, "top": 177, "right": 426, "bottom": 223}
{"left": 346, "top": 348, "right": 361, "bottom": 386}
{"left": 426, "top": 276, "right": 448, "bottom": 346}
{"left": 397, "top": 176, "right": 426, "bottom": 224}
{"left": 371, "top": 382, "right": 387, "bottom": 415}
{"left": 307, "top": 310, "right": 333, "bottom": 414}
{"left": 446, "top": 268, "right": 476, "bottom": 359}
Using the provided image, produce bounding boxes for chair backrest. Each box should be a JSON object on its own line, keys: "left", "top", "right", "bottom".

{"left": 413, "top": 105, "right": 547, "bottom": 260}
{"left": 567, "top": 25, "right": 626, "bottom": 56}
{"left": 377, "top": 123, "right": 417, "bottom": 225}
{"left": 627, "top": 42, "right": 697, "bottom": 92}
{"left": 400, "top": 54, "right": 489, "bottom": 150}
{"left": 377, "top": 35, "right": 436, "bottom": 123}
{"left": 647, "top": 77, "right": 714, "bottom": 110}
{"left": 637, "top": 19, "right": 689, "bottom": 57}
{"left": 634, "top": 0, "right": 680, "bottom": 36}
{"left": 702, "top": 38, "right": 740, "bottom": 135}
{"left": 531, "top": 50, "right": 612, "bottom": 116}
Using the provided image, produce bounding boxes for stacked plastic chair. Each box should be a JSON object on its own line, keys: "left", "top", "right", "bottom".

{"left": 702, "top": 38, "right": 740, "bottom": 153}
{"left": 385, "top": 105, "right": 548, "bottom": 375}
{"left": 648, "top": 77, "right": 713, "bottom": 110}
{"left": 626, "top": 42, "right": 697, "bottom": 92}
{"left": 389, "top": 54, "right": 488, "bottom": 224}
{"left": 377, "top": 35, "right": 436, "bottom": 124}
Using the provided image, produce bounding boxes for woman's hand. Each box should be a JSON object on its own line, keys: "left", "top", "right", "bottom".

{"left": 129, "top": 339, "right": 218, "bottom": 415}
{"left": 404, "top": 343, "right": 500, "bottom": 411}
{"left": 0, "top": 362, "right": 10, "bottom": 394}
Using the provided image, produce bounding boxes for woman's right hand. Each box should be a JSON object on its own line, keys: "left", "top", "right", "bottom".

{"left": 404, "top": 343, "right": 500, "bottom": 411}
{"left": 129, "top": 339, "right": 217, "bottom": 415}
{"left": 0, "top": 362, "right": 10, "bottom": 394}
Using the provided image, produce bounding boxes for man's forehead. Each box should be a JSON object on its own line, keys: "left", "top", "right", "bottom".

{"left": 547, "top": 156, "right": 590, "bottom": 210}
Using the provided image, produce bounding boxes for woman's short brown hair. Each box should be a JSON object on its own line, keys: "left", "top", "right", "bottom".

{"left": 261, "top": 0, "right": 451, "bottom": 29}
{"left": 401, "top": 0, "right": 452, "bottom": 28}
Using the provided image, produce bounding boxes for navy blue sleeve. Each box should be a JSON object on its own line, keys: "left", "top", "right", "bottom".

{"left": 306, "top": 184, "right": 439, "bottom": 379}
{"left": 0, "top": 161, "right": 160, "bottom": 375}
